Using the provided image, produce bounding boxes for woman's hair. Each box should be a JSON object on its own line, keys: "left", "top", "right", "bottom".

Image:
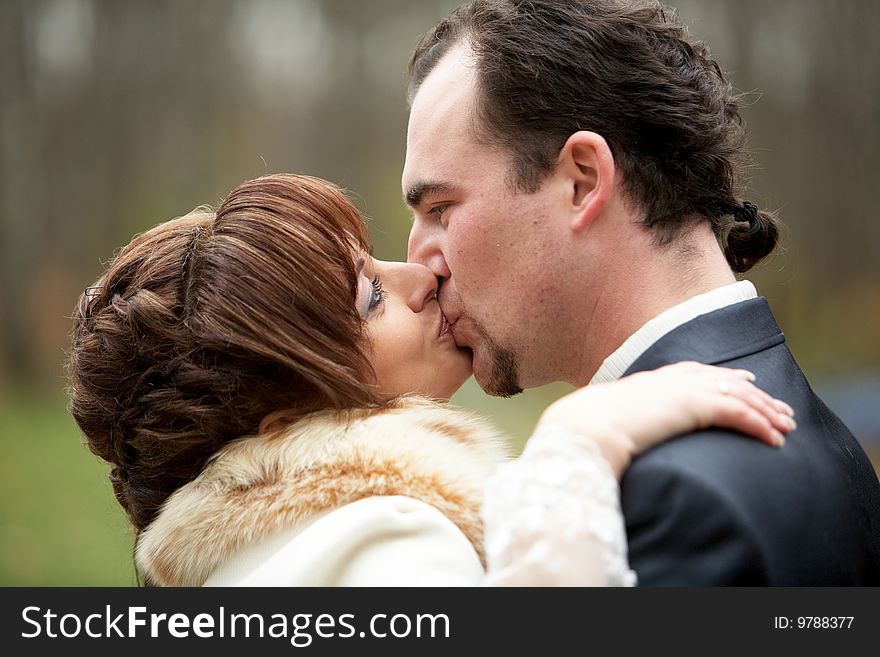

{"left": 68, "top": 173, "right": 383, "bottom": 535}
{"left": 408, "top": 0, "right": 780, "bottom": 273}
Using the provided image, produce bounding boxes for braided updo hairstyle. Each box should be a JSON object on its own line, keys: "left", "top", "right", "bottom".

{"left": 67, "top": 174, "right": 382, "bottom": 535}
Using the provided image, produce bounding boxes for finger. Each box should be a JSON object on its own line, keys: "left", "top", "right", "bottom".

{"left": 711, "top": 397, "right": 786, "bottom": 448}
{"left": 741, "top": 381, "right": 794, "bottom": 416}
{"left": 774, "top": 399, "right": 796, "bottom": 417}
{"left": 707, "top": 375, "right": 796, "bottom": 435}
{"left": 753, "top": 388, "right": 796, "bottom": 423}
{"left": 723, "top": 369, "right": 795, "bottom": 417}
{"left": 736, "top": 384, "right": 797, "bottom": 435}
{"left": 731, "top": 369, "right": 794, "bottom": 417}
{"left": 730, "top": 368, "right": 757, "bottom": 382}
{"left": 667, "top": 361, "right": 705, "bottom": 375}
{"left": 763, "top": 391, "right": 795, "bottom": 418}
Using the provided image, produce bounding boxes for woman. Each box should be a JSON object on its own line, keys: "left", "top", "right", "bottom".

{"left": 68, "top": 174, "right": 795, "bottom": 586}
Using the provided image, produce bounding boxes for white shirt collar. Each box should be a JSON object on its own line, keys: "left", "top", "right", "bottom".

{"left": 589, "top": 280, "right": 758, "bottom": 385}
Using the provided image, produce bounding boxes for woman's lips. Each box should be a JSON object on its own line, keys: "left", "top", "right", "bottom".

{"left": 438, "top": 311, "right": 451, "bottom": 338}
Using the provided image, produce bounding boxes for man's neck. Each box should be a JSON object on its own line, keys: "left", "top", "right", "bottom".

{"left": 573, "top": 223, "right": 736, "bottom": 386}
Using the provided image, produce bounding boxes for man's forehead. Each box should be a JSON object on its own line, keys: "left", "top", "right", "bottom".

{"left": 414, "top": 43, "right": 477, "bottom": 101}
{"left": 407, "top": 45, "right": 478, "bottom": 138}
{"left": 403, "top": 45, "right": 479, "bottom": 190}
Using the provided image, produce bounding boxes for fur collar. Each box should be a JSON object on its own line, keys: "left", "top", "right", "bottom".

{"left": 136, "top": 399, "right": 509, "bottom": 586}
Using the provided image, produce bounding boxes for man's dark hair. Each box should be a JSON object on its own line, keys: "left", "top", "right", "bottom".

{"left": 408, "top": 0, "right": 779, "bottom": 273}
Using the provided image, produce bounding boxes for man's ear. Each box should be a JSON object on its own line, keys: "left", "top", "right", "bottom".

{"left": 557, "top": 131, "right": 615, "bottom": 233}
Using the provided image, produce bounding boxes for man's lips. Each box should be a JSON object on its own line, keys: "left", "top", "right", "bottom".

{"left": 445, "top": 316, "right": 471, "bottom": 349}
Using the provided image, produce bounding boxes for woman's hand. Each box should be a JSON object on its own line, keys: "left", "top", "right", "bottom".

{"left": 535, "top": 362, "right": 796, "bottom": 478}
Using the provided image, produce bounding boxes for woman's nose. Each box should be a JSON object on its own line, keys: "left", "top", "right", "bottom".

{"left": 392, "top": 261, "right": 438, "bottom": 312}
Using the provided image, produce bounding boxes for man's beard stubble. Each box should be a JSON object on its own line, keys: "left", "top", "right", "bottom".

{"left": 472, "top": 319, "right": 523, "bottom": 398}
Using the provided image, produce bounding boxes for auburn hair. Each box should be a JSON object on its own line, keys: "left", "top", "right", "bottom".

{"left": 68, "top": 174, "right": 383, "bottom": 534}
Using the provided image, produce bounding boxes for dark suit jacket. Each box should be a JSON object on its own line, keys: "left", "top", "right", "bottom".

{"left": 620, "top": 298, "right": 880, "bottom": 585}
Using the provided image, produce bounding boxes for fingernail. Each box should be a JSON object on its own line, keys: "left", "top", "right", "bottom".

{"left": 743, "top": 370, "right": 757, "bottom": 381}
{"left": 774, "top": 400, "right": 795, "bottom": 417}
{"left": 772, "top": 430, "right": 785, "bottom": 447}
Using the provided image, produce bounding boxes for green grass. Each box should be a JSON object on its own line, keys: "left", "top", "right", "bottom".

{"left": 0, "top": 387, "right": 136, "bottom": 585}
{"left": 4, "top": 382, "right": 873, "bottom": 587}
{"left": 0, "top": 379, "right": 567, "bottom": 587}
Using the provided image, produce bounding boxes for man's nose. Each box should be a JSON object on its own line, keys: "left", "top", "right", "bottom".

{"left": 408, "top": 221, "right": 451, "bottom": 279}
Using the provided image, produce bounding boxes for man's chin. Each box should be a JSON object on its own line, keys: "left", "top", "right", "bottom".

{"left": 472, "top": 346, "right": 523, "bottom": 399}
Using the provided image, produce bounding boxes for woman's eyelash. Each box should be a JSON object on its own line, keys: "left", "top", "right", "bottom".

{"left": 369, "top": 276, "right": 387, "bottom": 309}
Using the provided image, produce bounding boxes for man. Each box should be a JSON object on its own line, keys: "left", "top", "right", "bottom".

{"left": 403, "top": 0, "right": 880, "bottom": 584}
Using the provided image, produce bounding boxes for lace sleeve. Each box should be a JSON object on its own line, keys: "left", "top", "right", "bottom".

{"left": 481, "top": 424, "right": 637, "bottom": 587}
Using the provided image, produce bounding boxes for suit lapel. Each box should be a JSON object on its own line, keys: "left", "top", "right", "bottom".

{"left": 622, "top": 298, "right": 786, "bottom": 376}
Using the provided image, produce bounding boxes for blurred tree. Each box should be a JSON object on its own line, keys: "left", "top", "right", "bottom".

{"left": 0, "top": 0, "right": 877, "bottom": 391}
{"left": 1, "top": 0, "right": 877, "bottom": 586}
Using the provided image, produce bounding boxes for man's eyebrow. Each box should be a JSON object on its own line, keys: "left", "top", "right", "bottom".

{"left": 404, "top": 181, "right": 455, "bottom": 208}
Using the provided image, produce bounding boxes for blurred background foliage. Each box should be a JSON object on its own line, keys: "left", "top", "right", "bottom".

{"left": 0, "top": 0, "right": 877, "bottom": 585}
